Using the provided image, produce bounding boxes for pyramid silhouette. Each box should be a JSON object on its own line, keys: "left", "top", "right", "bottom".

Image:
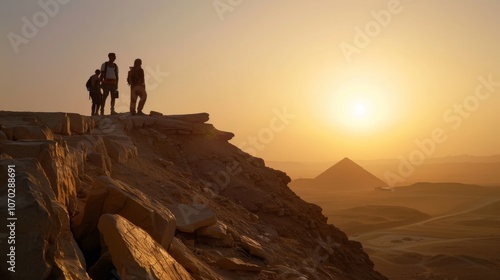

{"left": 313, "top": 158, "right": 388, "bottom": 190}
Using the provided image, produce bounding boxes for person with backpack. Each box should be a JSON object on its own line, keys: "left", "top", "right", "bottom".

{"left": 127, "top": 58, "right": 148, "bottom": 116}
{"left": 88, "top": 69, "right": 102, "bottom": 116}
{"left": 100, "top": 52, "right": 119, "bottom": 115}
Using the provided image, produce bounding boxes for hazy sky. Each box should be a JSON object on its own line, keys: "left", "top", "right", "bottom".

{"left": 1, "top": 0, "right": 500, "bottom": 162}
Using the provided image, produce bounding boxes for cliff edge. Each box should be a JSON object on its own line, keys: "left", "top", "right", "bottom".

{"left": 0, "top": 111, "right": 386, "bottom": 280}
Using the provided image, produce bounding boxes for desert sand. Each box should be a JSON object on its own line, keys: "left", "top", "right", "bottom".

{"left": 289, "top": 160, "right": 500, "bottom": 280}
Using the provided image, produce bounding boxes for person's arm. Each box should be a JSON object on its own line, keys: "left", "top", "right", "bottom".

{"left": 99, "top": 63, "right": 105, "bottom": 81}
{"left": 140, "top": 69, "right": 145, "bottom": 86}
{"left": 115, "top": 64, "right": 119, "bottom": 85}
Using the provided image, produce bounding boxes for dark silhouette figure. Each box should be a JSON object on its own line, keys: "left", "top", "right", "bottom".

{"left": 127, "top": 58, "right": 147, "bottom": 115}
{"left": 100, "top": 53, "right": 119, "bottom": 115}
{"left": 89, "top": 69, "right": 102, "bottom": 116}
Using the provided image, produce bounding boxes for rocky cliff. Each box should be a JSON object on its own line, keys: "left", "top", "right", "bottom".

{"left": 0, "top": 111, "right": 386, "bottom": 280}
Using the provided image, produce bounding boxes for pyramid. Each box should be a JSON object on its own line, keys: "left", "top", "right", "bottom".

{"left": 313, "top": 158, "right": 388, "bottom": 190}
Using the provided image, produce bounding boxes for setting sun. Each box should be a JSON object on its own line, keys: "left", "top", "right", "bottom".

{"left": 353, "top": 102, "right": 368, "bottom": 117}
{"left": 328, "top": 81, "right": 391, "bottom": 133}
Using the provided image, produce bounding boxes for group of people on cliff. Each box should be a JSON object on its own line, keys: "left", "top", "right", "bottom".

{"left": 87, "top": 52, "right": 148, "bottom": 116}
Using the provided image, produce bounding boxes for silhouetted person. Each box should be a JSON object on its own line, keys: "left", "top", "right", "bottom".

{"left": 127, "top": 58, "right": 147, "bottom": 116}
{"left": 100, "top": 52, "right": 119, "bottom": 115}
{"left": 89, "top": 69, "right": 102, "bottom": 116}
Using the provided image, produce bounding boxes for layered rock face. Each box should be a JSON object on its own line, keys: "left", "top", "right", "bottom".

{"left": 0, "top": 111, "right": 386, "bottom": 280}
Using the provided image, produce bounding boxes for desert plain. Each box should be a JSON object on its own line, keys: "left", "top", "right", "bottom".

{"left": 286, "top": 159, "right": 500, "bottom": 279}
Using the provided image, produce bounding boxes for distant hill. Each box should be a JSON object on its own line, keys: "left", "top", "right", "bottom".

{"left": 359, "top": 154, "right": 500, "bottom": 165}
{"left": 395, "top": 182, "right": 485, "bottom": 192}
{"left": 266, "top": 160, "right": 333, "bottom": 179}
{"left": 363, "top": 161, "right": 500, "bottom": 187}
{"left": 270, "top": 155, "right": 500, "bottom": 186}
{"left": 290, "top": 158, "right": 388, "bottom": 191}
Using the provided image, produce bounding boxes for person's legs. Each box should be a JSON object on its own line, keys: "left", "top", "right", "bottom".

{"left": 130, "top": 87, "right": 138, "bottom": 114}
{"left": 101, "top": 89, "right": 109, "bottom": 115}
{"left": 110, "top": 85, "right": 118, "bottom": 114}
{"left": 96, "top": 92, "right": 103, "bottom": 114}
{"left": 137, "top": 86, "right": 148, "bottom": 113}
{"left": 110, "top": 94, "right": 116, "bottom": 114}
{"left": 90, "top": 91, "right": 99, "bottom": 115}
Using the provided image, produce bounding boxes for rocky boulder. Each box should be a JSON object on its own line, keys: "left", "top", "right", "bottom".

{"left": 0, "top": 158, "right": 89, "bottom": 280}
{"left": 169, "top": 204, "right": 217, "bottom": 233}
{"left": 72, "top": 176, "right": 176, "bottom": 253}
{"left": 168, "top": 237, "right": 223, "bottom": 279}
{"left": 0, "top": 140, "right": 79, "bottom": 214}
{"left": 240, "top": 235, "right": 274, "bottom": 262}
{"left": 97, "top": 214, "right": 192, "bottom": 280}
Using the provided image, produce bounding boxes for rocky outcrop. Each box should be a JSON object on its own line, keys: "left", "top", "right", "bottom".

{"left": 97, "top": 214, "right": 192, "bottom": 280}
{"left": 0, "top": 112, "right": 94, "bottom": 137}
{"left": 0, "top": 158, "right": 89, "bottom": 280}
{"left": 0, "top": 111, "right": 386, "bottom": 280}
{"left": 72, "top": 176, "right": 176, "bottom": 257}
{"left": 0, "top": 140, "right": 80, "bottom": 214}
{"left": 168, "top": 237, "right": 223, "bottom": 279}
{"left": 239, "top": 235, "right": 273, "bottom": 262}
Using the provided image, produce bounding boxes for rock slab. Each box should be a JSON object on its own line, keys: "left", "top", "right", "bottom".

{"left": 98, "top": 214, "right": 192, "bottom": 280}
{"left": 170, "top": 204, "right": 217, "bottom": 233}
{"left": 0, "top": 158, "right": 89, "bottom": 280}
{"left": 73, "top": 176, "right": 177, "bottom": 252}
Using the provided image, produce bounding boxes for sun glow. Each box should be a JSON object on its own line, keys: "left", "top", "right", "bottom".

{"left": 353, "top": 102, "right": 368, "bottom": 117}
{"left": 328, "top": 81, "right": 392, "bottom": 133}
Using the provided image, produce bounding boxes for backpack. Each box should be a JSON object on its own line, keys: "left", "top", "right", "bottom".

{"left": 85, "top": 76, "right": 92, "bottom": 91}
{"left": 127, "top": 67, "right": 139, "bottom": 85}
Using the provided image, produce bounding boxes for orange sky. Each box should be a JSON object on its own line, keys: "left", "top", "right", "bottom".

{"left": 1, "top": 0, "right": 500, "bottom": 162}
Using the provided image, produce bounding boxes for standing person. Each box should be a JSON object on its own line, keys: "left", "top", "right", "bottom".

{"left": 89, "top": 69, "right": 102, "bottom": 116}
{"left": 100, "top": 52, "right": 119, "bottom": 115}
{"left": 127, "top": 58, "right": 147, "bottom": 115}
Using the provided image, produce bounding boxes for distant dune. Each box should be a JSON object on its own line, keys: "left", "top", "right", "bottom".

{"left": 468, "top": 200, "right": 500, "bottom": 215}
{"left": 289, "top": 179, "right": 500, "bottom": 279}
{"left": 270, "top": 155, "right": 500, "bottom": 186}
{"left": 365, "top": 161, "right": 500, "bottom": 187}
{"left": 395, "top": 182, "right": 485, "bottom": 192}
{"left": 331, "top": 205, "right": 430, "bottom": 235}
